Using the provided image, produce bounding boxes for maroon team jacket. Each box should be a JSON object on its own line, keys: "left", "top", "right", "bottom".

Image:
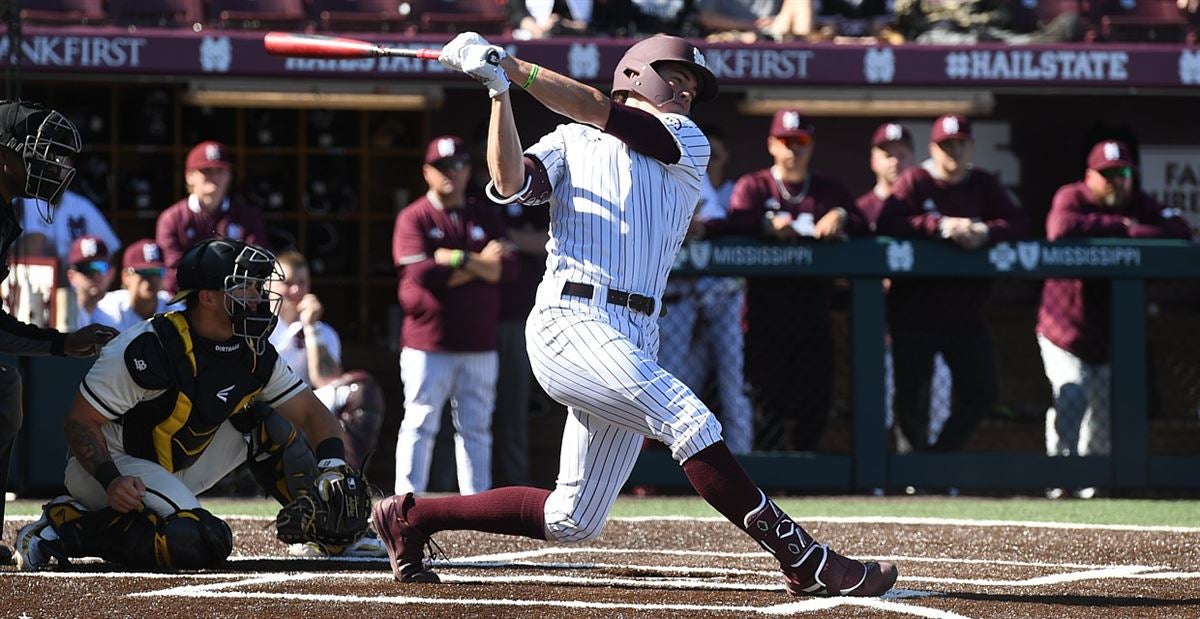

{"left": 392, "top": 193, "right": 516, "bottom": 352}
{"left": 1037, "top": 181, "right": 1192, "bottom": 363}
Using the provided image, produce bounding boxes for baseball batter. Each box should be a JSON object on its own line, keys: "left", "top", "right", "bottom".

{"left": 371, "top": 32, "right": 897, "bottom": 598}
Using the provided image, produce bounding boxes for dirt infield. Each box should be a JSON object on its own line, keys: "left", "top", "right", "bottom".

{"left": 3, "top": 515, "right": 1199, "bottom": 618}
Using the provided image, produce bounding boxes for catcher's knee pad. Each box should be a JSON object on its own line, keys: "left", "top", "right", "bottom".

{"left": 245, "top": 405, "right": 318, "bottom": 506}
{"left": 328, "top": 370, "right": 385, "bottom": 470}
{"left": 158, "top": 509, "right": 234, "bottom": 569}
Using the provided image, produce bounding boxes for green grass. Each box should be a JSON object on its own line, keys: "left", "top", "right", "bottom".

{"left": 7, "top": 495, "right": 1199, "bottom": 528}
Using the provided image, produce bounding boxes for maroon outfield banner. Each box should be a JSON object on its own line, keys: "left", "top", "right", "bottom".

{"left": 1, "top": 25, "right": 1198, "bottom": 88}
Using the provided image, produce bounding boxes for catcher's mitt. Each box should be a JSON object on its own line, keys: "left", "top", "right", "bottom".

{"left": 276, "top": 459, "right": 371, "bottom": 549}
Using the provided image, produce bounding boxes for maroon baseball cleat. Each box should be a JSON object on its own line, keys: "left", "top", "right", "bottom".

{"left": 743, "top": 496, "right": 898, "bottom": 597}
{"left": 781, "top": 542, "right": 899, "bottom": 597}
{"left": 372, "top": 494, "right": 440, "bottom": 583}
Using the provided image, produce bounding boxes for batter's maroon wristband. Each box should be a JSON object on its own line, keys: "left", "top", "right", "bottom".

{"left": 94, "top": 461, "right": 121, "bottom": 489}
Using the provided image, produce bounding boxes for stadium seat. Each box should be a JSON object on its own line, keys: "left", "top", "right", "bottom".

{"left": 312, "top": 0, "right": 416, "bottom": 33}
{"left": 209, "top": 0, "right": 311, "bottom": 30}
{"left": 1092, "top": 0, "right": 1189, "bottom": 41}
{"left": 419, "top": 0, "right": 510, "bottom": 34}
{"left": 18, "top": 0, "right": 107, "bottom": 25}
{"left": 109, "top": 0, "right": 204, "bottom": 28}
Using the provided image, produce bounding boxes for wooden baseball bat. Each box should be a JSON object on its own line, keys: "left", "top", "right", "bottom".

{"left": 263, "top": 32, "right": 441, "bottom": 60}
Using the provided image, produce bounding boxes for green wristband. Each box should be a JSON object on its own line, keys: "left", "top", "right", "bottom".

{"left": 449, "top": 249, "right": 466, "bottom": 269}
{"left": 521, "top": 64, "right": 540, "bottom": 90}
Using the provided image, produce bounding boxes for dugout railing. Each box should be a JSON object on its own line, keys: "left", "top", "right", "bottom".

{"left": 627, "top": 236, "right": 1200, "bottom": 493}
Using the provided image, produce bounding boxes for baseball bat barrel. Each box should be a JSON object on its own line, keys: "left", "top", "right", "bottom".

{"left": 263, "top": 32, "right": 441, "bottom": 60}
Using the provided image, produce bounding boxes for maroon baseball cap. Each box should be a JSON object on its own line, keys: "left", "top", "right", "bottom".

{"left": 185, "top": 140, "right": 233, "bottom": 172}
{"left": 123, "top": 239, "right": 166, "bottom": 271}
{"left": 68, "top": 235, "right": 110, "bottom": 267}
{"left": 424, "top": 135, "right": 470, "bottom": 166}
{"left": 871, "top": 122, "right": 913, "bottom": 148}
{"left": 1087, "top": 140, "right": 1135, "bottom": 171}
{"left": 931, "top": 115, "right": 972, "bottom": 143}
{"left": 769, "top": 109, "right": 815, "bottom": 141}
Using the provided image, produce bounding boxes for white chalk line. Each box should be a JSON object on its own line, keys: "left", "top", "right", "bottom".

{"left": 130, "top": 584, "right": 975, "bottom": 619}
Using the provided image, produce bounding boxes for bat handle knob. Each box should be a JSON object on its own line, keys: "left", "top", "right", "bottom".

{"left": 486, "top": 49, "right": 501, "bottom": 66}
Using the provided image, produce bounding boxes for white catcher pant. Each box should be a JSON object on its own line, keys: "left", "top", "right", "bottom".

{"left": 394, "top": 347, "right": 497, "bottom": 496}
{"left": 528, "top": 278, "right": 724, "bottom": 543}
{"left": 1038, "top": 335, "right": 1111, "bottom": 456}
{"left": 64, "top": 420, "right": 248, "bottom": 516}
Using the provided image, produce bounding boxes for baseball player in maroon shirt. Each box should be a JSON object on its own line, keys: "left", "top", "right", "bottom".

{"left": 725, "top": 109, "right": 868, "bottom": 451}
{"left": 155, "top": 141, "right": 270, "bottom": 293}
{"left": 1038, "top": 140, "right": 1191, "bottom": 497}
{"left": 858, "top": 122, "right": 954, "bottom": 451}
{"left": 877, "top": 114, "right": 1030, "bottom": 452}
{"left": 391, "top": 135, "right": 516, "bottom": 497}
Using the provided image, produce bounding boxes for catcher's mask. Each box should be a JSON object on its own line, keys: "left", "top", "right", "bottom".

{"left": 171, "top": 238, "right": 283, "bottom": 355}
{"left": 611, "top": 35, "right": 718, "bottom": 111}
{"left": 0, "top": 100, "right": 81, "bottom": 221}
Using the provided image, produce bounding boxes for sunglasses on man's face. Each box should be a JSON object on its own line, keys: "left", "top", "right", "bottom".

{"left": 1101, "top": 167, "right": 1133, "bottom": 181}
{"left": 132, "top": 267, "right": 166, "bottom": 279}
{"left": 75, "top": 260, "right": 110, "bottom": 277}
{"left": 434, "top": 159, "right": 468, "bottom": 173}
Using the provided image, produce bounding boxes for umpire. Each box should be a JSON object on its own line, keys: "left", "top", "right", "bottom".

{"left": 0, "top": 100, "right": 118, "bottom": 563}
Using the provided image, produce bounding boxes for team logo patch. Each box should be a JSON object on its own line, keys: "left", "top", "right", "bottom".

{"left": 437, "top": 138, "right": 458, "bottom": 158}
{"left": 227, "top": 223, "right": 244, "bottom": 239}
{"left": 692, "top": 47, "right": 708, "bottom": 69}
{"left": 1103, "top": 141, "right": 1122, "bottom": 161}
{"left": 941, "top": 116, "right": 960, "bottom": 136}
{"left": 885, "top": 124, "right": 903, "bottom": 141}
{"left": 765, "top": 198, "right": 781, "bottom": 211}
{"left": 470, "top": 225, "right": 485, "bottom": 241}
{"left": 429, "top": 227, "right": 444, "bottom": 240}
{"left": 142, "top": 242, "right": 162, "bottom": 263}
{"left": 133, "top": 358, "right": 147, "bottom": 371}
{"left": 782, "top": 112, "right": 801, "bottom": 131}
{"left": 205, "top": 144, "right": 222, "bottom": 161}
{"left": 79, "top": 238, "right": 100, "bottom": 259}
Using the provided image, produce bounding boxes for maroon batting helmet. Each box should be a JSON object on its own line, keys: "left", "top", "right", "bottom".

{"left": 612, "top": 35, "right": 718, "bottom": 109}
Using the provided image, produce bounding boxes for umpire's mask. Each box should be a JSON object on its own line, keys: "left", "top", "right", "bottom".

{"left": 0, "top": 100, "right": 81, "bottom": 220}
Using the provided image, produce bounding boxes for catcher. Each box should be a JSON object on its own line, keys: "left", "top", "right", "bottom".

{"left": 14, "top": 238, "right": 378, "bottom": 570}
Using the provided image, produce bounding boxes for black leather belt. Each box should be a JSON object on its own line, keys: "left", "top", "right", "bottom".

{"left": 561, "top": 282, "right": 665, "bottom": 317}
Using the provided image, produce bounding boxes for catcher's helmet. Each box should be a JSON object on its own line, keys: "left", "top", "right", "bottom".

{"left": 0, "top": 100, "right": 81, "bottom": 214}
{"left": 612, "top": 35, "right": 718, "bottom": 109}
{"left": 170, "top": 238, "right": 283, "bottom": 354}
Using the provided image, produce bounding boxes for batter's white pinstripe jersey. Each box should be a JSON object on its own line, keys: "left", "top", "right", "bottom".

{"left": 524, "top": 114, "right": 710, "bottom": 300}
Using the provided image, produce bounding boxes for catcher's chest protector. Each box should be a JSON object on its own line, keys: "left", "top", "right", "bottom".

{"left": 120, "top": 311, "right": 275, "bottom": 472}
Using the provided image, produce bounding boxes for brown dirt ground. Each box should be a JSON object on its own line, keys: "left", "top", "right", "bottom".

{"left": 3, "top": 517, "right": 1198, "bottom": 618}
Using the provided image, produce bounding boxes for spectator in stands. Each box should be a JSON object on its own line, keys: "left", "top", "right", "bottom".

{"left": 1038, "top": 140, "right": 1191, "bottom": 498}
{"left": 94, "top": 239, "right": 179, "bottom": 331}
{"left": 156, "top": 141, "right": 269, "bottom": 293}
{"left": 857, "top": 122, "right": 953, "bottom": 452}
{"left": 391, "top": 136, "right": 515, "bottom": 496}
{"left": 726, "top": 110, "right": 867, "bottom": 451}
{"left": 659, "top": 129, "right": 754, "bottom": 454}
{"left": 698, "top": 0, "right": 826, "bottom": 40}
{"left": 16, "top": 187, "right": 120, "bottom": 281}
{"left": 894, "top": 0, "right": 1083, "bottom": 43}
{"left": 64, "top": 236, "right": 114, "bottom": 331}
{"left": 510, "top": 0, "right": 592, "bottom": 37}
{"left": 813, "top": 0, "right": 897, "bottom": 40}
{"left": 878, "top": 114, "right": 1029, "bottom": 452}
{"left": 267, "top": 250, "right": 386, "bottom": 476}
